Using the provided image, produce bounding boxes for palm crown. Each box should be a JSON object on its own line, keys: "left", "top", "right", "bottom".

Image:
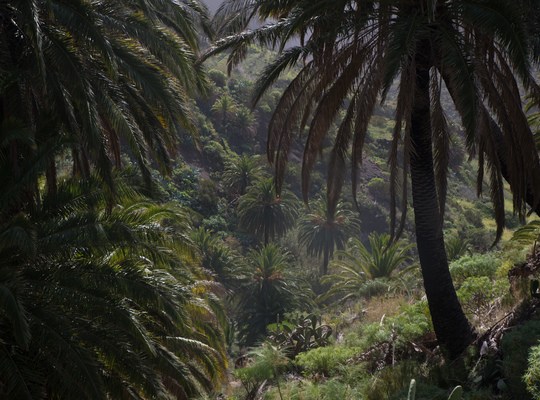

{"left": 0, "top": 178, "right": 227, "bottom": 398}
{"left": 1, "top": 0, "right": 210, "bottom": 195}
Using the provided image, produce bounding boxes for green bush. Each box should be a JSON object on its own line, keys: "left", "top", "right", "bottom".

{"left": 295, "top": 345, "right": 360, "bottom": 377}
{"left": 265, "top": 379, "right": 362, "bottom": 400}
{"left": 501, "top": 319, "right": 540, "bottom": 399}
{"left": 457, "top": 276, "right": 496, "bottom": 318}
{"left": 524, "top": 343, "right": 540, "bottom": 399}
{"left": 346, "top": 301, "right": 432, "bottom": 356}
{"left": 449, "top": 253, "right": 501, "bottom": 285}
{"left": 367, "top": 177, "right": 389, "bottom": 200}
{"left": 387, "top": 301, "right": 432, "bottom": 345}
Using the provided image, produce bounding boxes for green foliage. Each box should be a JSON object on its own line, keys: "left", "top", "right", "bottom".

{"left": 202, "top": 214, "right": 230, "bottom": 233}
{"left": 456, "top": 277, "right": 504, "bottom": 319}
{"left": 208, "top": 69, "right": 228, "bottom": 87}
{"left": 238, "top": 178, "right": 299, "bottom": 244}
{"left": 265, "top": 379, "right": 362, "bottom": 400}
{"left": 297, "top": 197, "right": 360, "bottom": 275}
{"left": 406, "top": 379, "right": 462, "bottom": 400}
{"left": 268, "top": 314, "right": 333, "bottom": 358}
{"left": 524, "top": 343, "right": 540, "bottom": 399}
{"left": 235, "top": 244, "right": 310, "bottom": 346}
{"left": 387, "top": 302, "right": 432, "bottom": 345}
{"left": 0, "top": 179, "right": 227, "bottom": 398}
{"left": 235, "top": 344, "right": 289, "bottom": 400}
{"left": 445, "top": 234, "right": 471, "bottom": 262}
{"left": 202, "top": 138, "right": 230, "bottom": 171}
{"left": 295, "top": 345, "right": 360, "bottom": 377}
{"left": 321, "top": 233, "right": 414, "bottom": 303}
{"left": 501, "top": 319, "right": 540, "bottom": 399}
{"left": 512, "top": 220, "right": 540, "bottom": 247}
{"left": 1, "top": 0, "right": 209, "bottom": 191}
{"left": 367, "top": 177, "right": 390, "bottom": 201}
{"left": 222, "top": 154, "right": 262, "bottom": 198}
{"left": 449, "top": 253, "right": 502, "bottom": 285}
{"left": 193, "top": 178, "right": 219, "bottom": 216}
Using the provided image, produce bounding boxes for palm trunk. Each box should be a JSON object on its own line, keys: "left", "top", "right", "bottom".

{"left": 410, "top": 53, "right": 475, "bottom": 359}
{"left": 321, "top": 244, "right": 329, "bottom": 276}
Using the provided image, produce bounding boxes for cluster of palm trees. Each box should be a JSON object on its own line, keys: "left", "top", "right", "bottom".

{"left": 210, "top": 0, "right": 540, "bottom": 359}
{"left": 0, "top": 0, "right": 233, "bottom": 398}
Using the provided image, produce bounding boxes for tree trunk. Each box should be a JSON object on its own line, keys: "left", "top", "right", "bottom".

{"left": 410, "top": 55, "right": 475, "bottom": 359}
{"left": 321, "top": 243, "right": 329, "bottom": 276}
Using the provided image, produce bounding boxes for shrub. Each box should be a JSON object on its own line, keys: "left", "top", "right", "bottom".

{"left": 265, "top": 379, "right": 362, "bottom": 400}
{"left": 449, "top": 253, "right": 501, "bottom": 285}
{"left": 367, "top": 177, "right": 389, "bottom": 201}
{"left": 501, "top": 319, "right": 540, "bottom": 399}
{"left": 295, "top": 345, "right": 360, "bottom": 377}
{"left": 524, "top": 343, "right": 540, "bottom": 400}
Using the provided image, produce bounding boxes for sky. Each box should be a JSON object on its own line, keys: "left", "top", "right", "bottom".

{"left": 203, "top": 0, "right": 222, "bottom": 14}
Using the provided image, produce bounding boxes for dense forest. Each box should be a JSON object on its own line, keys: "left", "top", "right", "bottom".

{"left": 1, "top": 0, "right": 540, "bottom": 399}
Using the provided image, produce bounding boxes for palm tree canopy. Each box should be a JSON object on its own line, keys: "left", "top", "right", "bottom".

{"left": 237, "top": 177, "right": 299, "bottom": 243}
{"left": 208, "top": 0, "right": 540, "bottom": 241}
{"left": 1, "top": 0, "right": 210, "bottom": 192}
{"left": 297, "top": 196, "right": 360, "bottom": 274}
{"left": 235, "top": 243, "right": 310, "bottom": 345}
{"left": 0, "top": 178, "right": 227, "bottom": 398}
{"left": 222, "top": 154, "right": 263, "bottom": 197}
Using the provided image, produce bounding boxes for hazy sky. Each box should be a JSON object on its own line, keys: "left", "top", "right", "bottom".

{"left": 203, "top": 0, "right": 222, "bottom": 14}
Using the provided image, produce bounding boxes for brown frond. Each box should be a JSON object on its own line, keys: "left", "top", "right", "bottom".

{"left": 267, "top": 65, "right": 317, "bottom": 195}
{"left": 302, "top": 53, "right": 365, "bottom": 202}
{"left": 327, "top": 96, "right": 357, "bottom": 217}
{"left": 389, "top": 59, "right": 415, "bottom": 239}
{"left": 350, "top": 53, "right": 385, "bottom": 209}
{"left": 430, "top": 69, "right": 450, "bottom": 224}
{"left": 477, "top": 52, "right": 540, "bottom": 220}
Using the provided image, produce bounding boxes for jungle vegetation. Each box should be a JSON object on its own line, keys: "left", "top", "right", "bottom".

{"left": 1, "top": 0, "right": 540, "bottom": 399}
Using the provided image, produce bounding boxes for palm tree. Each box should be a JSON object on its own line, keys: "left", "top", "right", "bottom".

{"left": 238, "top": 177, "right": 299, "bottom": 244}
{"left": 212, "top": 91, "right": 239, "bottom": 136}
{"left": 0, "top": 178, "right": 227, "bottom": 398}
{"left": 321, "top": 233, "right": 414, "bottom": 303}
{"left": 234, "top": 244, "right": 309, "bottom": 346}
{"left": 297, "top": 196, "right": 360, "bottom": 275}
{"left": 191, "top": 226, "right": 239, "bottom": 289}
{"left": 0, "top": 0, "right": 209, "bottom": 195}
{"left": 222, "top": 154, "right": 263, "bottom": 198}
{"left": 208, "top": 0, "right": 540, "bottom": 358}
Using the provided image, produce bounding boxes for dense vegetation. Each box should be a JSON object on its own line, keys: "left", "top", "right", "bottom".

{"left": 2, "top": 0, "right": 540, "bottom": 399}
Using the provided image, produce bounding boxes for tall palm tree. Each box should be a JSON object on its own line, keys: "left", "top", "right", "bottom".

{"left": 297, "top": 196, "right": 360, "bottom": 275}
{"left": 0, "top": 178, "right": 227, "bottom": 398}
{"left": 208, "top": 0, "right": 540, "bottom": 358}
{"left": 0, "top": 0, "right": 209, "bottom": 195}
{"left": 238, "top": 177, "right": 299, "bottom": 244}
{"left": 234, "top": 244, "right": 309, "bottom": 346}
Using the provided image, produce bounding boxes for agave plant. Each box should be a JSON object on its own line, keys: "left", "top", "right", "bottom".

{"left": 268, "top": 314, "right": 332, "bottom": 358}
{"left": 321, "top": 233, "right": 414, "bottom": 303}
